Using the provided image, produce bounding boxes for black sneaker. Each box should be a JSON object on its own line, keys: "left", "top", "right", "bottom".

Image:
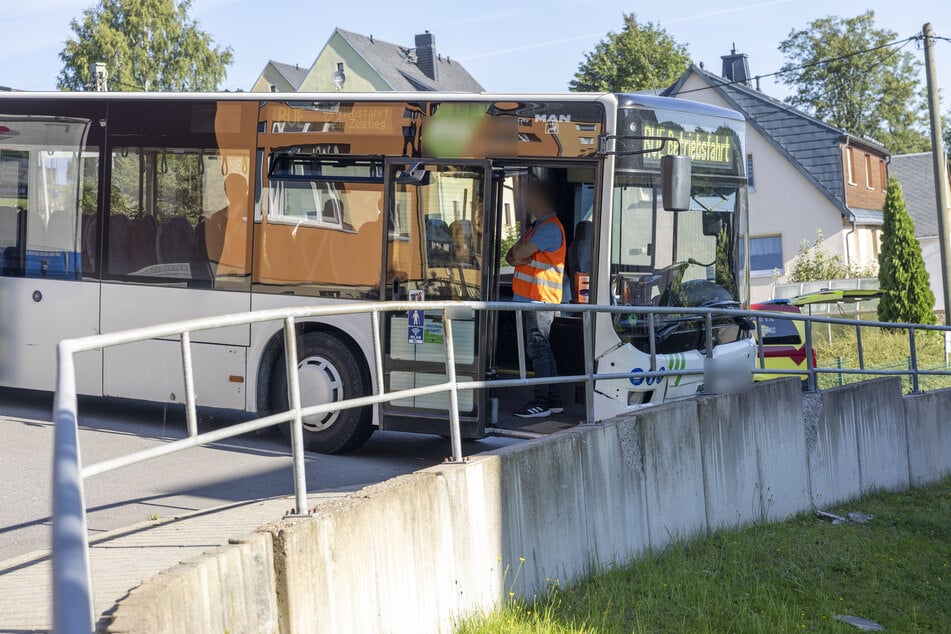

{"left": 514, "top": 402, "right": 552, "bottom": 418}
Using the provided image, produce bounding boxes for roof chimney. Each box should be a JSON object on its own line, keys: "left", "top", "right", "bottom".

{"left": 721, "top": 44, "right": 752, "bottom": 87}
{"left": 415, "top": 31, "right": 438, "bottom": 82}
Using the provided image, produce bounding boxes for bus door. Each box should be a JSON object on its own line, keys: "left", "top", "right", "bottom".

{"left": 380, "top": 160, "right": 492, "bottom": 437}
{"left": 0, "top": 115, "right": 102, "bottom": 395}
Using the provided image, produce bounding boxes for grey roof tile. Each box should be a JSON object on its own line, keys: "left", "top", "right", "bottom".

{"left": 336, "top": 29, "right": 483, "bottom": 93}
{"left": 269, "top": 60, "right": 308, "bottom": 90}
{"left": 665, "top": 65, "right": 889, "bottom": 221}
{"left": 889, "top": 152, "right": 945, "bottom": 238}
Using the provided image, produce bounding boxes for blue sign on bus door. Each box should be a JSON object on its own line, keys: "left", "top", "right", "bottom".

{"left": 408, "top": 309, "right": 424, "bottom": 345}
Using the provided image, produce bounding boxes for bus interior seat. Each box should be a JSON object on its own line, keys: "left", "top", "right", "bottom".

{"left": 81, "top": 214, "right": 97, "bottom": 273}
{"left": 0, "top": 206, "right": 25, "bottom": 275}
{"left": 107, "top": 214, "right": 133, "bottom": 274}
{"left": 130, "top": 215, "right": 158, "bottom": 272}
{"left": 159, "top": 216, "right": 213, "bottom": 282}
{"left": 194, "top": 218, "right": 210, "bottom": 263}
{"left": 156, "top": 216, "right": 196, "bottom": 265}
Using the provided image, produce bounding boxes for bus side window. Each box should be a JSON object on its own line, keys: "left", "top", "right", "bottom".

{"left": 1, "top": 142, "right": 91, "bottom": 280}
{"left": 106, "top": 147, "right": 251, "bottom": 287}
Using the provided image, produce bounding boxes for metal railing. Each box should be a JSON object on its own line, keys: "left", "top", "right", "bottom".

{"left": 50, "top": 301, "right": 951, "bottom": 633}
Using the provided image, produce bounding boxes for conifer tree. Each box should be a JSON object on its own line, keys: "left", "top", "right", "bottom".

{"left": 877, "top": 178, "right": 936, "bottom": 324}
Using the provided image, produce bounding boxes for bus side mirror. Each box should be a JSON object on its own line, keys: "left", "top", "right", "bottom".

{"left": 660, "top": 154, "right": 691, "bottom": 211}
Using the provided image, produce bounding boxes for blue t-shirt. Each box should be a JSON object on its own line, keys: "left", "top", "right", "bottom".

{"left": 513, "top": 214, "right": 564, "bottom": 302}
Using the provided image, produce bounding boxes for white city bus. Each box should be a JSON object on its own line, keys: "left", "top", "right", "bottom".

{"left": 0, "top": 92, "right": 752, "bottom": 452}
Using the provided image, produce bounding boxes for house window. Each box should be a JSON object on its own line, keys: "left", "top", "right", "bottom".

{"left": 879, "top": 159, "right": 887, "bottom": 191}
{"left": 750, "top": 235, "right": 783, "bottom": 273}
{"left": 865, "top": 154, "right": 873, "bottom": 189}
{"left": 746, "top": 154, "right": 755, "bottom": 192}
{"left": 846, "top": 147, "right": 856, "bottom": 185}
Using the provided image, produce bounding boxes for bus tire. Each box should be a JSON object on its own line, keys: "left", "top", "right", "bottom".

{"left": 270, "top": 331, "right": 374, "bottom": 454}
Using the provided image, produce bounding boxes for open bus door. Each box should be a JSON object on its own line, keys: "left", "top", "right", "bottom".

{"left": 379, "top": 159, "right": 493, "bottom": 438}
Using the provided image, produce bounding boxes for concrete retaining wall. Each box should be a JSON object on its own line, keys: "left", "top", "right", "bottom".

{"left": 107, "top": 532, "right": 278, "bottom": 634}
{"left": 904, "top": 388, "right": 951, "bottom": 486}
{"left": 807, "top": 378, "right": 910, "bottom": 507}
{"left": 105, "top": 379, "right": 951, "bottom": 634}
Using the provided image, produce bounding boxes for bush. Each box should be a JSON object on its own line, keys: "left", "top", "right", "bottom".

{"left": 787, "top": 229, "right": 877, "bottom": 283}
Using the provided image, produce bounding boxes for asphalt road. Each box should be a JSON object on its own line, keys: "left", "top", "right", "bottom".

{"left": 0, "top": 388, "right": 517, "bottom": 562}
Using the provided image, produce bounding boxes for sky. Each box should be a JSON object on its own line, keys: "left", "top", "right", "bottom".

{"left": 2, "top": 0, "right": 950, "bottom": 107}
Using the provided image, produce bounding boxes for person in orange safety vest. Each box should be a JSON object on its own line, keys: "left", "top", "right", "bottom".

{"left": 505, "top": 178, "right": 566, "bottom": 418}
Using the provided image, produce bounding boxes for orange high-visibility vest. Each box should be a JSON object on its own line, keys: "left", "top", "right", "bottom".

{"left": 512, "top": 215, "right": 566, "bottom": 303}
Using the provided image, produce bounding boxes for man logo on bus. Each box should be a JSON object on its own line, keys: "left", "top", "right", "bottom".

{"left": 534, "top": 114, "right": 572, "bottom": 123}
{"left": 536, "top": 113, "right": 571, "bottom": 135}
{"left": 630, "top": 367, "right": 666, "bottom": 387}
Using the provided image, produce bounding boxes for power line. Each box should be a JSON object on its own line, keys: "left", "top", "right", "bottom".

{"left": 674, "top": 35, "right": 919, "bottom": 96}
{"left": 737, "top": 37, "right": 919, "bottom": 133}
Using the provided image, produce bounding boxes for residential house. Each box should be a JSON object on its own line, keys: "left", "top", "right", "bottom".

{"left": 889, "top": 151, "right": 951, "bottom": 310}
{"left": 251, "top": 29, "right": 483, "bottom": 94}
{"left": 250, "top": 61, "right": 309, "bottom": 93}
{"left": 664, "top": 50, "right": 889, "bottom": 302}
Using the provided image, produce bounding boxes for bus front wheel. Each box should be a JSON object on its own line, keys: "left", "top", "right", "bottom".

{"left": 270, "top": 332, "right": 374, "bottom": 454}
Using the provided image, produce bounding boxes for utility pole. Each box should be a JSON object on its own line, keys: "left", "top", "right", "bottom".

{"left": 923, "top": 23, "right": 951, "bottom": 325}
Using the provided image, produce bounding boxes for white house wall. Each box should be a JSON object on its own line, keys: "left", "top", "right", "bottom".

{"left": 673, "top": 74, "right": 849, "bottom": 303}
{"left": 920, "top": 236, "right": 945, "bottom": 311}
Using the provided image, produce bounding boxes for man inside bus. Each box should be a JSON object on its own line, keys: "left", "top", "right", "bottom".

{"left": 505, "top": 178, "right": 566, "bottom": 418}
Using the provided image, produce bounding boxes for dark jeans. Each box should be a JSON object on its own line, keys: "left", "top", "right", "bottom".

{"left": 524, "top": 310, "right": 560, "bottom": 405}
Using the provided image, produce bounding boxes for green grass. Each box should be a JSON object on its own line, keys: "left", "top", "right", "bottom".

{"left": 458, "top": 478, "right": 951, "bottom": 633}
{"left": 812, "top": 325, "right": 951, "bottom": 392}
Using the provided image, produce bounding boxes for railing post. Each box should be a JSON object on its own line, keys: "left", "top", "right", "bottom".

{"left": 837, "top": 356, "right": 844, "bottom": 386}
{"left": 702, "top": 311, "right": 716, "bottom": 393}
{"left": 442, "top": 309, "right": 464, "bottom": 463}
{"left": 582, "top": 311, "right": 595, "bottom": 424}
{"left": 515, "top": 309, "right": 526, "bottom": 381}
{"left": 755, "top": 315, "right": 765, "bottom": 369}
{"left": 648, "top": 312, "right": 657, "bottom": 373}
{"left": 180, "top": 331, "right": 198, "bottom": 437}
{"left": 704, "top": 312, "right": 714, "bottom": 359}
{"left": 283, "top": 317, "right": 310, "bottom": 516}
{"left": 371, "top": 309, "right": 384, "bottom": 396}
{"left": 804, "top": 318, "right": 817, "bottom": 392}
{"left": 52, "top": 342, "right": 94, "bottom": 634}
{"left": 856, "top": 323, "right": 865, "bottom": 370}
{"left": 909, "top": 327, "right": 920, "bottom": 393}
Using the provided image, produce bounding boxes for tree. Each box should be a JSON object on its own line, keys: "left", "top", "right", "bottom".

{"left": 570, "top": 14, "right": 690, "bottom": 93}
{"left": 777, "top": 11, "right": 929, "bottom": 154}
{"left": 877, "top": 178, "right": 936, "bottom": 324}
{"left": 58, "top": 0, "right": 232, "bottom": 91}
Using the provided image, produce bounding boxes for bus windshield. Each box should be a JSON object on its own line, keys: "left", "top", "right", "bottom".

{"left": 610, "top": 106, "right": 749, "bottom": 354}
